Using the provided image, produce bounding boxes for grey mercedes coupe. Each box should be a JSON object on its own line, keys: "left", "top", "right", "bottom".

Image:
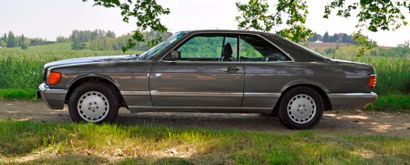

{"left": 39, "top": 30, "right": 377, "bottom": 129}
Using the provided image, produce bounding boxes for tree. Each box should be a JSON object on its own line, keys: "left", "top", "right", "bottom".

{"left": 84, "top": 0, "right": 410, "bottom": 53}
{"left": 20, "top": 34, "right": 29, "bottom": 50}
{"left": 68, "top": 29, "right": 120, "bottom": 50}
{"left": 236, "top": 0, "right": 311, "bottom": 43}
{"left": 308, "top": 32, "right": 321, "bottom": 42}
{"left": 7, "top": 31, "right": 16, "bottom": 48}
{"left": 83, "top": 0, "right": 170, "bottom": 52}
{"left": 322, "top": 32, "right": 329, "bottom": 42}
{"left": 235, "top": 0, "right": 409, "bottom": 56}
{"left": 236, "top": 0, "right": 410, "bottom": 42}
{"left": 106, "top": 31, "right": 116, "bottom": 38}
{"left": 56, "top": 36, "right": 69, "bottom": 43}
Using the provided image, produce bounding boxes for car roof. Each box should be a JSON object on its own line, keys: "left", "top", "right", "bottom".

{"left": 182, "top": 29, "right": 273, "bottom": 35}
{"left": 177, "top": 30, "right": 328, "bottom": 62}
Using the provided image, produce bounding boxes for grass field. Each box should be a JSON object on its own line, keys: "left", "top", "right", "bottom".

{"left": 0, "top": 43, "right": 409, "bottom": 111}
{"left": 0, "top": 120, "right": 409, "bottom": 164}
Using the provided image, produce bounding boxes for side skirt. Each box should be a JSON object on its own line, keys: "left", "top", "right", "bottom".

{"left": 128, "top": 106, "right": 273, "bottom": 114}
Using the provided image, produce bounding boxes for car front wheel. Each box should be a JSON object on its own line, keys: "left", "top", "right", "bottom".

{"left": 68, "top": 82, "right": 119, "bottom": 123}
{"left": 278, "top": 86, "right": 324, "bottom": 129}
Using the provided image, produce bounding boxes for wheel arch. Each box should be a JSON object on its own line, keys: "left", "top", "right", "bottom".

{"left": 273, "top": 82, "right": 332, "bottom": 113}
{"left": 64, "top": 75, "right": 126, "bottom": 108}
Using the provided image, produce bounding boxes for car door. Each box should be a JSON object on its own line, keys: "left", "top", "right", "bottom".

{"left": 149, "top": 34, "right": 244, "bottom": 107}
{"left": 239, "top": 34, "right": 295, "bottom": 108}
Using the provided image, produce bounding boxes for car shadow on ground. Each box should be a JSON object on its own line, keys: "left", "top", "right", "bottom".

{"left": 114, "top": 108, "right": 410, "bottom": 137}
{"left": 116, "top": 110, "right": 290, "bottom": 131}
{"left": 0, "top": 101, "right": 409, "bottom": 137}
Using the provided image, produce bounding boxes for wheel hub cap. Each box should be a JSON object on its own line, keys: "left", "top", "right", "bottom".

{"left": 77, "top": 91, "right": 109, "bottom": 123}
{"left": 287, "top": 94, "right": 316, "bottom": 124}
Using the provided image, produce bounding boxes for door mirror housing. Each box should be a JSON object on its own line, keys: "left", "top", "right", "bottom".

{"left": 167, "top": 50, "right": 180, "bottom": 61}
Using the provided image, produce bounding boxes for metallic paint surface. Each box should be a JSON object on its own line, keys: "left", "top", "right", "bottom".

{"left": 39, "top": 30, "right": 377, "bottom": 113}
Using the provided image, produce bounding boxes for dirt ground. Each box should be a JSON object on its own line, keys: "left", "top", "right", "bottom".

{"left": 0, "top": 100, "right": 409, "bottom": 137}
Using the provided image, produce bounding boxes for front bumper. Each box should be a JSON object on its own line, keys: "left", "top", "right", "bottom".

{"left": 328, "top": 92, "right": 377, "bottom": 110}
{"left": 38, "top": 83, "right": 67, "bottom": 109}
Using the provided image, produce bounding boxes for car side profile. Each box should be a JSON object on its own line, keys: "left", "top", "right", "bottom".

{"left": 39, "top": 30, "right": 377, "bottom": 129}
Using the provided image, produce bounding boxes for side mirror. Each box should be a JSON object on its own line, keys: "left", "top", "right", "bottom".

{"left": 168, "top": 50, "right": 180, "bottom": 61}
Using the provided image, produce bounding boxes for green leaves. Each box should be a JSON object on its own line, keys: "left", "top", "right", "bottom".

{"left": 352, "top": 31, "right": 376, "bottom": 57}
{"left": 237, "top": 0, "right": 409, "bottom": 56}
{"left": 324, "top": 0, "right": 409, "bottom": 32}
{"left": 323, "top": 0, "right": 409, "bottom": 56}
{"left": 236, "top": 0, "right": 312, "bottom": 43}
{"left": 235, "top": 0, "right": 273, "bottom": 32}
{"left": 83, "top": 0, "right": 170, "bottom": 52}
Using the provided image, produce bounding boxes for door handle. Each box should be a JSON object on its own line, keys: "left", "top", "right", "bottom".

{"left": 226, "top": 66, "right": 240, "bottom": 72}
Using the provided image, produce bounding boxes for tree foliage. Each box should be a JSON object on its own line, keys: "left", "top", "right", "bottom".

{"left": 308, "top": 32, "right": 359, "bottom": 44}
{"left": 235, "top": 0, "right": 409, "bottom": 56}
{"left": 82, "top": 0, "right": 409, "bottom": 55}
{"left": 7, "top": 32, "right": 16, "bottom": 48}
{"left": 88, "top": 31, "right": 172, "bottom": 51}
{"left": 236, "top": 0, "right": 409, "bottom": 42}
{"left": 20, "top": 34, "right": 29, "bottom": 50}
{"left": 324, "top": 0, "right": 410, "bottom": 32}
{"left": 236, "top": 0, "right": 312, "bottom": 43}
{"left": 83, "top": 0, "right": 170, "bottom": 52}
{"left": 69, "top": 29, "right": 117, "bottom": 50}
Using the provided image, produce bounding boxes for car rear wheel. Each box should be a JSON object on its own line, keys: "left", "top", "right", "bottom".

{"left": 68, "top": 82, "right": 119, "bottom": 123}
{"left": 278, "top": 86, "right": 323, "bottom": 129}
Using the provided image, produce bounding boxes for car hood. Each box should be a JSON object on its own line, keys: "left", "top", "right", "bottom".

{"left": 44, "top": 55, "right": 138, "bottom": 69}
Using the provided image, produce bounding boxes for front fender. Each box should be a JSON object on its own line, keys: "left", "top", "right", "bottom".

{"left": 66, "top": 74, "right": 121, "bottom": 90}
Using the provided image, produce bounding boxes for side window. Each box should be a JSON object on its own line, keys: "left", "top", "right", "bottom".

{"left": 239, "top": 35, "right": 291, "bottom": 62}
{"left": 177, "top": 36, "right": 223, "bottom": 61}
{"left": 173, "top": 35, "right": 239, "bottom": 62}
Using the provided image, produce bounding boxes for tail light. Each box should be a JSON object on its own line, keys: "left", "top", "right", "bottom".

{"left": 368, "top": 74, "right": 376, "bottom": 90}
{"left": 47, "top": 71, "right": 62, "bottom": 85}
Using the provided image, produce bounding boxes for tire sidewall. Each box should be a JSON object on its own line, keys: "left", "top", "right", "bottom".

{"left": 68, "top": 82, "right": 119, "bottom": 124}
{"left": 278, "top": 87, "right": 324, "bottom": 129}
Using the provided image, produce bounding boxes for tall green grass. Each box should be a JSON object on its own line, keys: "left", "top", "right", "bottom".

{"left": 0, "top": 43, "right": 409, "bottom": 111}
{"left": 0, "top": 43, "right": 138, "bottom": 89}
{"left": 355, "top": 57, "right": 409, "bottom": 95}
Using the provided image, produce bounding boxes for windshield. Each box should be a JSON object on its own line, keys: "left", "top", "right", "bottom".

{"left": 139, "top": 32, "right": 186, "bottom": 60}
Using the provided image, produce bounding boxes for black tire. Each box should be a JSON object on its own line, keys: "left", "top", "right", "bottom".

{"left": 278, "top": 86, "right": 324, "bottom": 129}
{"left": 68, "top": 82, "right": 119, "bottom": 124}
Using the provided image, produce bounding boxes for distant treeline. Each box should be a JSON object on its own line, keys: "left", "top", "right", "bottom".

{"left": 309, "top": 32, "right": 356, "bottom": 44}
{"left": 67, "top": 29, "right": 172, "bottom": 51}
{"left": 0, "top": 29, "right": 172, "bottom": 51}
{"left": 0, "top": 32, "right": 53, "bottom": 49}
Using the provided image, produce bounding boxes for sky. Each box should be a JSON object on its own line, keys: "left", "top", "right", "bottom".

{"left": 0, "top": 0, "right": 409, "bottom": 47}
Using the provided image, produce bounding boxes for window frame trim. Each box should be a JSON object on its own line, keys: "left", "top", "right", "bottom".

{"left": 159, "top": 31, "right": 295, "bottom": 63}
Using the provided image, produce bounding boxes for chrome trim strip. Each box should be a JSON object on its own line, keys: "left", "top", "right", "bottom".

{"left": 150, "top": 91, "right": 243, "bottom": 97}
{"left": 120, "top": 91, "right": 281, "bottom": 97}
{"left": 345, "top": 75, "right": 368, "bottom": 78}
{"left": 120, "top": 91, "right": 150, "bottom": 96}
{"left": 39, "top": 83, "right": 67, "bottom": 94}
{"left": 129, "top": 105, "right": 272, "bottom": 110}
{"left": 244, "top": 92, "right": 281, "bottom": 97}
{"left": 328, "top": 92, "right": 377, "bottom": 98}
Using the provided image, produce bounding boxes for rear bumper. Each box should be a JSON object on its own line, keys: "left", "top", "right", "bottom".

{"left": 38, "top": 83, "right": 67, "bottom": 109}
{"left": 328, "top": 92, "right": 377, "bottom": 110}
